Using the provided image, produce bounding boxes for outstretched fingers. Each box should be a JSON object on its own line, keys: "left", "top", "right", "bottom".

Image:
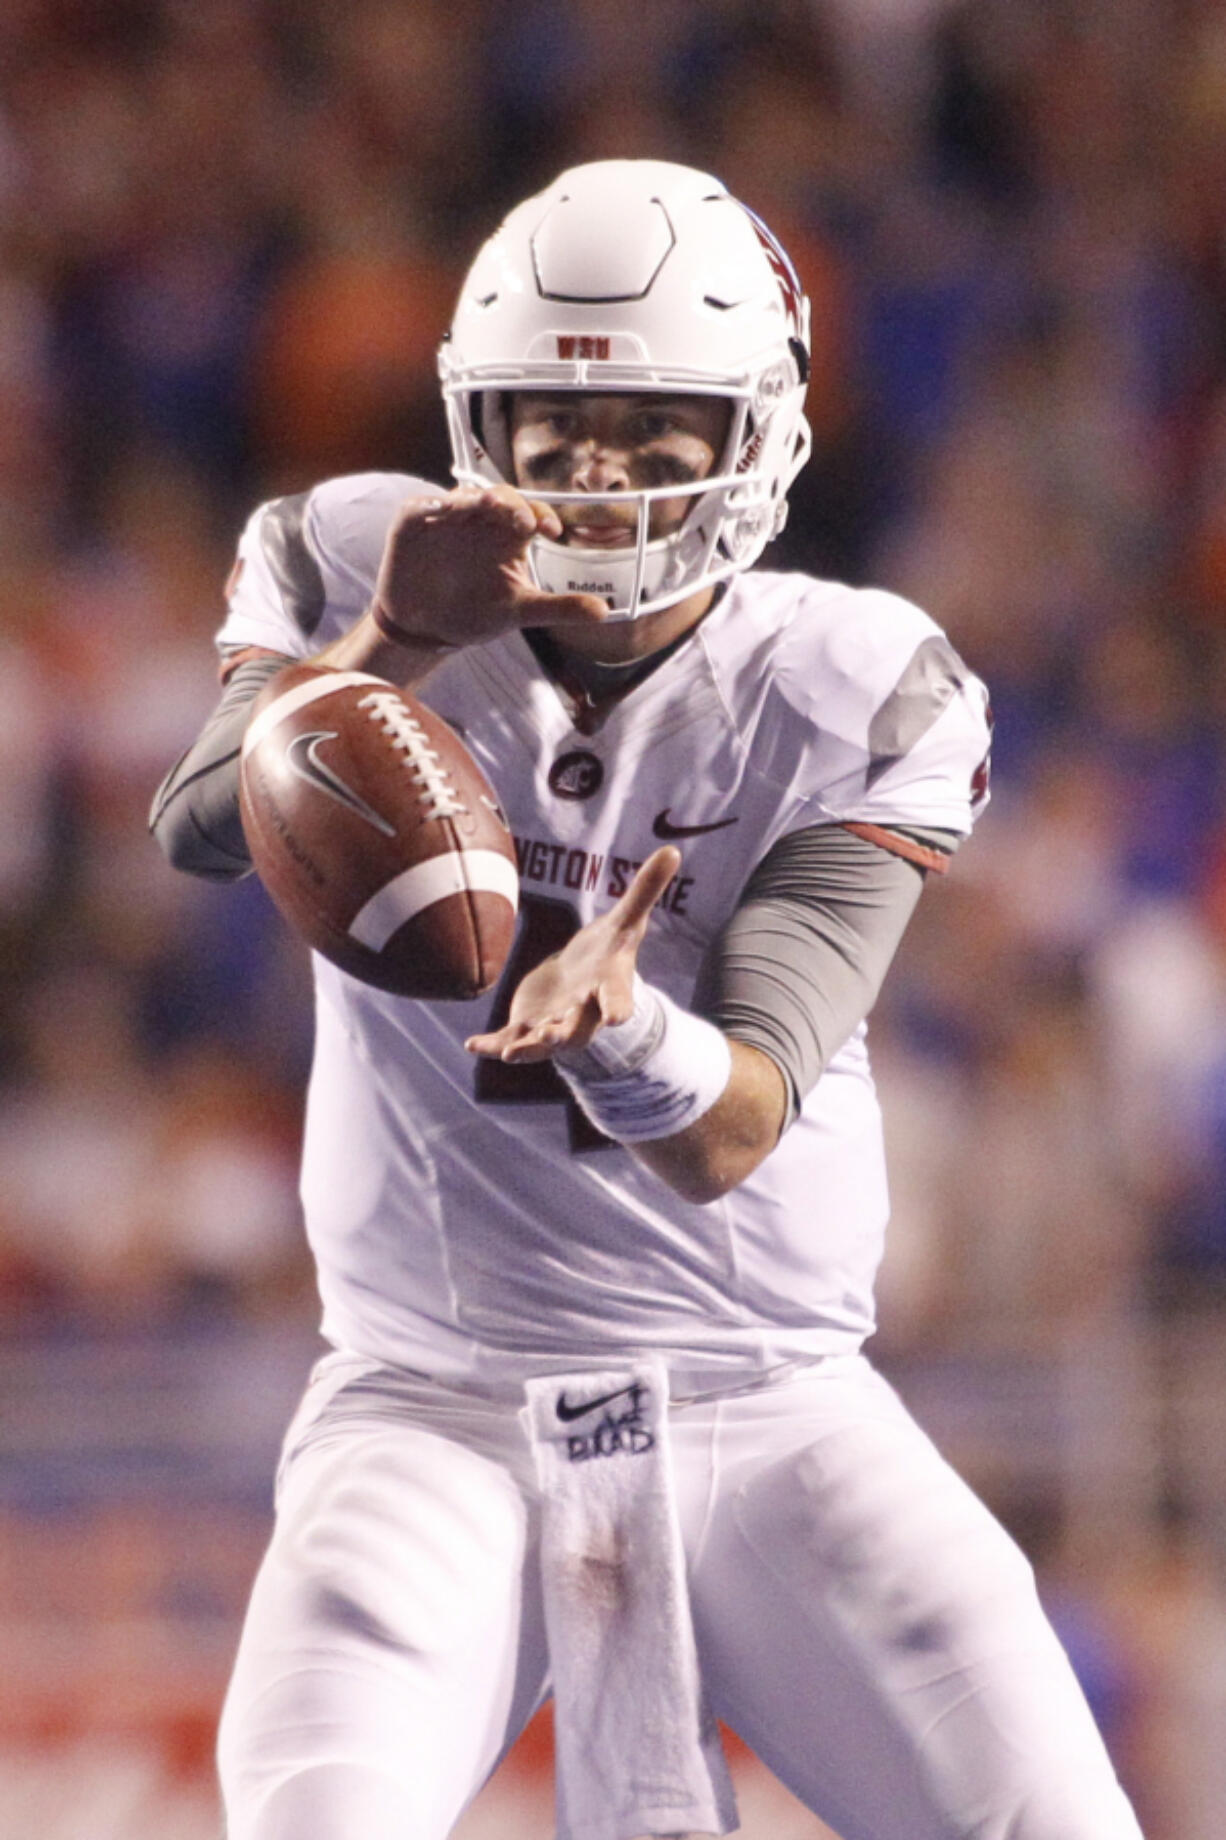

{"left": 465, "top": 1000, "right": 592, "bottom": 1063}
{"left": 464, "top": 849, "right": 681, "bottom": 1064}
{"left": 610, "top": 846, "right": 682, "bottom": 936}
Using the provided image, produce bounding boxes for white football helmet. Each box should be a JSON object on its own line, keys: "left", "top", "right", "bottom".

{"left": 439, "top": 159, "right": 812, "bottom": 619}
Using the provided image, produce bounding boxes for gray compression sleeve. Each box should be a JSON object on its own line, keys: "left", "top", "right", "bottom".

{"left": 149, "top": 654, "right": 289, "bottom": 879}
{"left": 693, "top": 823, "right": 958, "bottom": 1120}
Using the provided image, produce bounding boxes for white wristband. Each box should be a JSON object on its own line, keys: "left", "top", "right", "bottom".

{"left": 554, "top": 975, "right": 732, "bottom": 1143}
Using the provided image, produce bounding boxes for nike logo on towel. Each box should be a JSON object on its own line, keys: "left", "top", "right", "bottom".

{"left": 652, "top": 810, "right": 740, "bottom": 840}
{"left": 555, "top": 1384, "right": 640, "bottom": 1423}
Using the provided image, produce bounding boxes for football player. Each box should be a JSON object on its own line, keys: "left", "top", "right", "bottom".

{"left": 152, "top": 162, "right": 1144, "bottom": 1839}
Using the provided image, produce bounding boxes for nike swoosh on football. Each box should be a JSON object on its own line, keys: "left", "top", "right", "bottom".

{"left": 652, "top": 809, "right": 740, "bottom": 840}
{"left": 555, "top": 1384, "right": 639, "bottom": 1423}
{"left": 284, "top": 730, "right": 396, "bottom": 836}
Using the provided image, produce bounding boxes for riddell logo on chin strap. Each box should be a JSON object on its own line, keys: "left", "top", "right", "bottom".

{"left": 557, "top": 335, "right": 611, "bottom": 360}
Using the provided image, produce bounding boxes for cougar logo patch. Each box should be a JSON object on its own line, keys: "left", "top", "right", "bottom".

{"left": 548, "top": 749, "right": 604, "bottom": 801}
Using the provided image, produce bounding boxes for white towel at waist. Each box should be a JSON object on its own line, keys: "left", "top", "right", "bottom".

{"left": 523, "top": 1359, "right": 737, "bottom": 1840}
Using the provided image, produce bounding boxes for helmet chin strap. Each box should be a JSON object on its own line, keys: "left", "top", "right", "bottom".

{"left": 527, "top": 532, "right": 681, "bottom": 622}
{"left": 511, "top": 474, "right": 732, "bottom": 621}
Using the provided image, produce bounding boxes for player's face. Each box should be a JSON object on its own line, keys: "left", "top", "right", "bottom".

{"left": 508, "top": 393, "right": 731, "bottom": 545}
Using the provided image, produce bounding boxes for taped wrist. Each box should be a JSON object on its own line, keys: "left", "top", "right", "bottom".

{"left": 554, "top": 976, "right": 732, "bottom": 1143}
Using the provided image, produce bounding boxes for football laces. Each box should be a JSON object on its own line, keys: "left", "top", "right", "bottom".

{"left": 358, "top": 690, "right": 467, "bottom": 821}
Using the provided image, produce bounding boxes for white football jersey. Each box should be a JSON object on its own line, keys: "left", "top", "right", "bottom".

{"left": 218, "top": 473, "right": 991, "bottom": 1393}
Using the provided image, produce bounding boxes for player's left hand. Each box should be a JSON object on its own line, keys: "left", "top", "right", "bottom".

{"left": 464, "top": 846, "right": 681, "bottom": 1063}
{"left": 370, "top": 485, "right": 611, "bottom": 653}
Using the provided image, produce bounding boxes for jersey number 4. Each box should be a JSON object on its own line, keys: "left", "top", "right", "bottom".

{"left": 473, "top": 893, "right": 612, "bottom": 1152}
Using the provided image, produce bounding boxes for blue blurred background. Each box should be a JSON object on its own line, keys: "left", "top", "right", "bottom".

{"left": 3, "top": 2, "right": 1226, "bottom": 1833}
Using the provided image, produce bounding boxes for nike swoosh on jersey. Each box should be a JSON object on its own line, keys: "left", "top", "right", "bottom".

{"left": 555, "top": 1384, "right": 639, "bottom": 1423}
{"left": 652, "top": 809, "right": 740, "bottom": 840}
{"left": 284, "top": 730, "right": 396, "bottom": 836}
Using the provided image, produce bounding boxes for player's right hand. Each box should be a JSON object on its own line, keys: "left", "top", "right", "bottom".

{"left": 368, "top": 484, "right": 610, "bottom": 653}
{"left": 464, "top": 846, "right": 682, "bottom": 1064}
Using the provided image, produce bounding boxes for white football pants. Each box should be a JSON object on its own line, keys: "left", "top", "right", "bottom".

{"left": 217, "top": 1352, "right": 1145, "bottom": 1840}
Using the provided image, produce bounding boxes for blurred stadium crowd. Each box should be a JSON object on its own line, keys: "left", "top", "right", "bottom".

{"left": 5, "top": 0, "right": 1226, "bottom": 1833}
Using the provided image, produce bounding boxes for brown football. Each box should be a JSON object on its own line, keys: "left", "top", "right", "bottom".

{"left": 238, "top": 663, "right": 518, "bottom": 999}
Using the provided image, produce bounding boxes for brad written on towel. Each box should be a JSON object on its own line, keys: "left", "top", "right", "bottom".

{"left": 524, "top": 1362, "right": 736, "bottom": 1840}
